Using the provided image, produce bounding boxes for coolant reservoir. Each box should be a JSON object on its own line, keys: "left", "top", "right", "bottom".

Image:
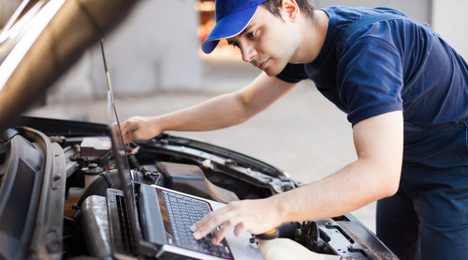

{"left": 256, "top": 229, "right": 342, "bottom": 260}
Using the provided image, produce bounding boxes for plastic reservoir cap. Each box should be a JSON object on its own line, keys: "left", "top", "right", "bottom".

{"left": 255, "top": 228, "right": 280, "bottom": 240}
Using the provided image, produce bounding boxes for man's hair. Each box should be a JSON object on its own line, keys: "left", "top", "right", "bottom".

{"left": 260, "top": 0, "right": 315, "bottom": 21}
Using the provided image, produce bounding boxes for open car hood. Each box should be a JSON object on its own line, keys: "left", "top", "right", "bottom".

{"left": 0, "top": 0, "right": 139, "bottom": 133}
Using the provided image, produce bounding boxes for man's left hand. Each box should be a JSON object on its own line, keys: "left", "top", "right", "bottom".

{"left": 190, "top": 198, "right": 282, "bottom": 245}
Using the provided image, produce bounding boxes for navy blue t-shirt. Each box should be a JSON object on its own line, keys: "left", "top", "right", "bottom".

{"left": 277, "top": 6, "right": 468, "bottom": 128}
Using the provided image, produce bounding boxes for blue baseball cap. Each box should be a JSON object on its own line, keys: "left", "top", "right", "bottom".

{"left": 201, "top": 0, "right": 268, "bottom": 54}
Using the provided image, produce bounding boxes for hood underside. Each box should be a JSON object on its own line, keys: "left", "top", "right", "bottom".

{"left": 0, "top": 0, "right": 140, "bottom": 133}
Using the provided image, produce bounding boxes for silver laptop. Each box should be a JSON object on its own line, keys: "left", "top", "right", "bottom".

{"left": 102, "top": 47, "right": 263, "bottom": 259}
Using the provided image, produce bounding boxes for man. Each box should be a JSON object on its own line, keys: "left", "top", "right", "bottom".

{"left": 121, "top": 0, "right": 468, "bottom": 259}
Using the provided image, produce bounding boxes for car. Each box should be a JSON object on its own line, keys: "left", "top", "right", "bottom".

{"left": 0, "top": 0, "right": 398, "bottom": 259}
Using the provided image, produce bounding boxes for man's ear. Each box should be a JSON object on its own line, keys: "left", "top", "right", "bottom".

{"left": 281, "top": 0, "right": 299, "bottom": 22}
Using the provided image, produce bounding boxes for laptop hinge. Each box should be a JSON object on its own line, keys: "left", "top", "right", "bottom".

{"left": 137, "top": 241, "right": 159, "bottom": 258}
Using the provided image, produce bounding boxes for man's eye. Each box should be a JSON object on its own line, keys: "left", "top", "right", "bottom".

{"left": 247, "top": 30, "right": 257, "bottom": 38}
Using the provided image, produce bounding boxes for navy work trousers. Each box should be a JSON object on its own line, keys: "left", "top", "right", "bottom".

{"left": 376, "top": 119, "right": 468, "bottom": 260}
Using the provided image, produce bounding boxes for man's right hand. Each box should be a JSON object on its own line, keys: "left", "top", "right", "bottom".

{"left": 121, "top": 116, "right": 161, "bottom": 144}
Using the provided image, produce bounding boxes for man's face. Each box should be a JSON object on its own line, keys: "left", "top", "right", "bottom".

{"left": 226, "top": 6, "right": 300, "bottom": 77}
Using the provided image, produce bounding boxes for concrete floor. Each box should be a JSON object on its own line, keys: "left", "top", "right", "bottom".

{"left": 26, "top": 52, "right": 376, "bottom": 233}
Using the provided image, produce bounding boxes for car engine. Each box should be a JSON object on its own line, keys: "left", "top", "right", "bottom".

{"left": 0, "top": 117, "right": 397, "bottom": 260}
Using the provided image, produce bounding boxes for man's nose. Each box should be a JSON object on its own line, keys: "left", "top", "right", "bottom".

{"left": 240, "top": 44, "right": 256, "bottom": 63}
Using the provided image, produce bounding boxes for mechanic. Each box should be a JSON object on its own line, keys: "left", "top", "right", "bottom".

{"left": 121, "top": 0, "right": 468, "bottom": 259}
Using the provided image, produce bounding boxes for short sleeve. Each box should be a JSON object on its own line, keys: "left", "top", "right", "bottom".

{"left": 337, "top": 35, "right": 404, "bottom": 126}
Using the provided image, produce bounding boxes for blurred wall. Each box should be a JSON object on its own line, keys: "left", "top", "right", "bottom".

{"left": 89, "top": 0, "right": 202, "bottom": 97}
{"left": 313, "top": 0, "right": 432, "bottom": 22}
{"left": 48, "top": 0, "right": 202, "bottom": 103}
{"left": 432, "top": 0, "right": 468, "bottom": 60}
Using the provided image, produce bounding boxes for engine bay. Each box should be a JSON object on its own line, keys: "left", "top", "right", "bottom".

{"left": 0, "top": 117, "right": 397, "bottom": 260}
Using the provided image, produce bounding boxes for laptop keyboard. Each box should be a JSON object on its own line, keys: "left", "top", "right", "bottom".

{"left": 163, "top": 191, "right": 234, "bottom": 259}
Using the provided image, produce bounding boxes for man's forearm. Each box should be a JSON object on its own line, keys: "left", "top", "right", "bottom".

{"left": 271, "top": 158, "right": 400, "bottom": 224}
{"left": 156, "top": 91, "right": 252, "bottom": 133}
{"left": 157, "top": 73, "right": 298, "bottom": 133}
{"left": 272, "top": 111, "right": 403, "bottom": 223}
{"left": 121, "top": 74, "right": 298, "bottom": 143}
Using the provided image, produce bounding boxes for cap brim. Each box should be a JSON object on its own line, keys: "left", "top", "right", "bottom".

{"left": 201, "top": 5, "right": 258, "bottom": 54}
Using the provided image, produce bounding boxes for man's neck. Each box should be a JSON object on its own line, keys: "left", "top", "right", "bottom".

{"left": 291, "top": 10, "right": 329, "bottom": 64}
